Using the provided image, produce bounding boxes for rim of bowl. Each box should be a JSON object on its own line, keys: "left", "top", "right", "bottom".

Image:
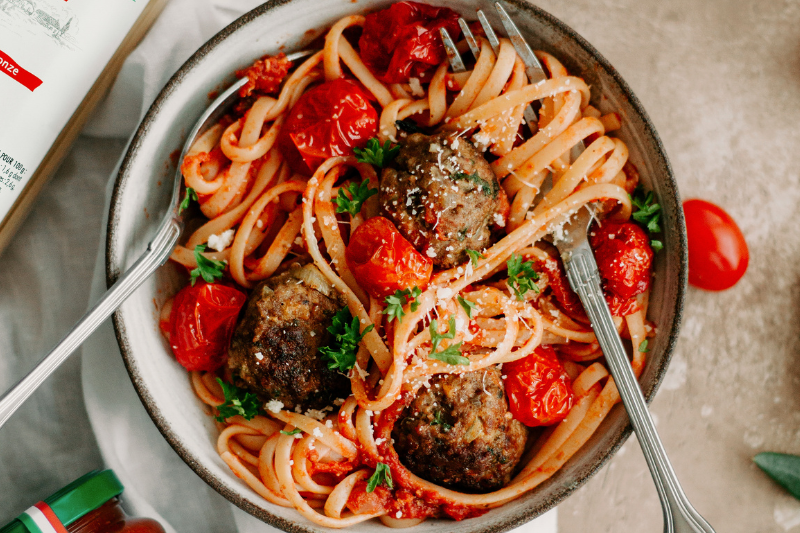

{"left": 107, "top": 1, "right": 687, "bottom": 531}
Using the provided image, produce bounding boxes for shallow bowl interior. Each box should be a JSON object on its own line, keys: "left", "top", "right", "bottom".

{"left": 107, "top": 1, "right": 686, "bottom": 531}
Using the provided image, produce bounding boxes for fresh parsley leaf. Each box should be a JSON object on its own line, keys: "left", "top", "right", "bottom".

{"left": 428, "top": 317, "right": 469, "bottom": 365}
{"left": 457, "top": 296, "right": 477, "bottom": 319}
{"left": 754, "top": 452, "right": 800, "bottom": 501}
{"left": 334, "top": 179, "right": 379, "bottom": 217}
{"left": 179, "top": 187, "right": 198, "bottom": 214}
{"left": 367, "top": 463, "right": 393, "bottom": 492}
{"left": 319, "top": 307, "right": 374, "bottom": 373}
{"left": 383, "top": 286, "right": 422, "bottom": 323}
{"left": 190, "top": 244, "right": 226, "bottom": 285}
{"left": 506, "top": 253, "right": 540, "bottom": 300}
{"left": 431, "top": 410, "right": 452, "bottom": 431}
{"left": 395, "top": 119, "right": 422, "bottom": 134}
{"left": 214, "top": 378, "right": 261, "bottom": 422}
{"left": 280, "top": 428, "right": 302, "bottom": 436}
{"left": 631, "top": 185, "right": 663, "bottom": 250}
{"left": 466, "top": 249, "right": 485, "bottom": 267}
{"left": 638, "top": 339, "right": 650, "bottom": 353}
{"left": 451, "top": 171, "right": 499, "bottom": 198}
{"left": 353, "top": 138, "right": 400, "bottom": 168}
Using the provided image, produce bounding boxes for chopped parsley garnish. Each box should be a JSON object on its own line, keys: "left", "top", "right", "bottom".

{"left": 466, "top": 249, "right": 485, "bottom": 267}
{"left": 179, "top": 187, "right": 198, "bottom": 214}
{"left": 190, "top": 244, "right": 226, "bottom": 285}
{"left": 638, "top": 339, "right": 650, "bottom": 353}
{"left": 319, "top": 307, "right": 374, "bottom": 373}
{"left": 428, "top": 317, "right": 469, "bottom": 365}
{"left": 457, "top": 295, "right": 477, "bottom": 319}
{"left": 383, "top": 286, "right": 422, "bottom": 323}
{"left": 334, "top": 179, "right": 379, "bottom": 217}
{"left": 353, "top": 138, "right": 400, "bottom": 168}
{"left": 280, "top": 428, "right": 303, "bottom": 436}
{"left": 432, "top": 410, "right": 452, "bottom": 431}
{"left": 395, "top": 119, "right": 422, "bottom": 134}
{"left": 451, "top": 171, "right": 499, "bottom": 198}
{"left": 214, "top": 378, "right": 261, "bottom": 422}
{"left": 367, "top": 463, "right": 393, "bottom": 492}
{"left": 631, "top": 185, "right": 663, "bottom": 252}
{"left": 506, "top": 253, "right": 540, "bottom": 300}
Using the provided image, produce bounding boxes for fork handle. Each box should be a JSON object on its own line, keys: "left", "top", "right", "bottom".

{"left": 0, "top": 217, "right": 181, "bottom": 430}
{"left": 564, "top": 240, "right": 715, "bottom": 533}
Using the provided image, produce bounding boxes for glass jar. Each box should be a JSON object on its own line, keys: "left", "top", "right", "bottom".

{"left": 0, "top": 470, "right": 165, "bottom": 533}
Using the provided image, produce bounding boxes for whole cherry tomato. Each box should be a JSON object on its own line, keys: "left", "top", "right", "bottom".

{"left": 683, "top": 199, "right": 748, "bottom": 291}
{"left": 359, "top": 1, "right": 461, "bottom": 84}
{"left": 169, "top": 282, "right": 247, "bottom": 372}
{"left": 277, "top": 78, "right": 378, "bottom": 175}
{"left": 504, "top": 346, "right": 574, "bottom": 427}
{"left": 345, "top": 216, "right": 433, "bottom": 299}
{"left": 590, "top": 221, "right": 653, "bottom": 300}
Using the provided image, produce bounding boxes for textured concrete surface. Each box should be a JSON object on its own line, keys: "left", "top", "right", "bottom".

{"left": 533, "top": 0, "right": 800, "bottom": 531}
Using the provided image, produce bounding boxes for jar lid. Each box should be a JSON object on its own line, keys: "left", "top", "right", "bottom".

{"left": 1, "top": 470, "right": 124, "bottom": 533}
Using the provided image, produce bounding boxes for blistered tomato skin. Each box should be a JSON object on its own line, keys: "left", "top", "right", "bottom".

{"left": 345, "top": 216, "right": 433, "bottom": 299}
{"left": 504, "top": 346, "right": 574, "bottom": 427}
{"left": 591, "top": 221, "right": 654, "bottom": 300}
{"left": 359, "top": 1, "right": 461, "bottom": 84}
{"left": 277, "top": 78, "right": 378, "bottom": 175}
{"left": 684, "top": 199, "right": 749, "bottom": 291}
{"left": 168, "top": 282, "right": 247, "bottom": 372}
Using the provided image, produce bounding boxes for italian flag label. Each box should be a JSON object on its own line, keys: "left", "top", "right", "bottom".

{"left": 18, "top": 502, "right": 69, "bottom": 533}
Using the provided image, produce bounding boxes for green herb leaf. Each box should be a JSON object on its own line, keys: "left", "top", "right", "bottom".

{"left": 383, "top": 286, "right": 422, "bottom": 323}
{"left": 190, "top": 244, "right": 226, "bottom": 285}
{"left": 334, "top": 179, "right": 379, "bottom": 217}
{"left": 754, "top": 452, "right": 800, "bottom": 501}
{"left": 367, "top": 462, "right": 393, "bottom": 492}
{"left": 395, "top": 119, "right": 422, "bottom": 134}
{"left": 506, "top": 253, "right": 540, "bottom": 300}
{"left": 179, "top": 187, "right": 198, "bottom": 214}
{"left": 428, "top": 317, "right": 469, "bottom": 365}
{"left": 457, "top": 296, "right": 477, "bottom": 319}
{"left": 280, "top": 428, "right": 303, "bottom": 436}
{"left": 631, "top": 185, "right": 663, "bottom": 250}
{"left": 638, "top": 339, "right": 650, "bottom": 353}
{"left": 466, "top": 249, "right": 485, "bottom": 267}
{"left": 319, "top": 307, "right": 374, "bottom": 373}
{"left": 353, "top": 138, "right": 400, "bottom": 168}
{"left": 215, "top": 378, "right": 261, "bottom": 422}
{"left": 432, "top": 410, "right": 452, "bottom": 431}
{"left": 451, "top": 171, "right": 499, "bottom": 198}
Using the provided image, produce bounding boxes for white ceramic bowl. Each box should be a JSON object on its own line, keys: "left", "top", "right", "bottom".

{"left": 107, "top": 1, "right": 687, "bottom": 531}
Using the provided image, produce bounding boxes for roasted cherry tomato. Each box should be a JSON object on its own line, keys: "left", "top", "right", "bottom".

{"left": 684, "top": 199, "right": 748, "bottom": 291}
{"left": 504, "top": 346, "right": 574, "bottom": 427}
{"left": 590, "top": 221, "right": 653, "bottom": 300}
{"left": 168, "top": 282, "right": 247, "bottom": 372}
{"left": 359, "top": 1, "right": 460, "bottom": 84}
{"left": 346, "top": 216, "right": 433, "bottom": 299}
{"left": 277, "top": 78, "right": 378, "bottom": 175}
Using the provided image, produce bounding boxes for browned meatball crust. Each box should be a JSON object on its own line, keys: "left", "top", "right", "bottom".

{"left": 380, "top": 132, "right": 504, "bottom": 269}
{"left": 392, "top": 367, "right": 528, "bottom": 493}
{"left": 227, "top": 264, "right": 349, "bottom": 410}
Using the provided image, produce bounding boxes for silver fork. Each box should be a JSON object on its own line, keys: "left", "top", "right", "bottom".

{"left": 441, "top": 6, "right": 715, "bottom": 533}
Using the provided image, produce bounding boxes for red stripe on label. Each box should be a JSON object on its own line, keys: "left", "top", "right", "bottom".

{"left": 0, "top": 49, "right": 43, "bottom": 91}
{"left": 33, "top": 502, "right": 69, "bottom": 533}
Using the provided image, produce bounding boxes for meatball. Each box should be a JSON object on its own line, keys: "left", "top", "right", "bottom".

{"left": 392, "top": 367, "right": 528, "bottom": 493}
{"left": 380, "top": 132, "right": 506, "bottom": 269}
{"left": 227, "top": 264, "right": 349, "bottom": 411}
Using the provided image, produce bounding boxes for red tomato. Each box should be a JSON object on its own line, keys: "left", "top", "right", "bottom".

{"left": 169, "top": 282, "right": 247, "bottom": 372}
{"left": 590, "top": 221, "right": 653, "bottom": 311}
{"left": 684, "top": 199, "right": 748, "bottom": 291}
{"left": 277, "top": 78, "right": 378, "bottom": 175}
{"left": 504, "top": 346, "right": 574, "bottom": 427}
{"left": 359, "top": 1, "right": 460, "bottom": 84}
{"left": 345, "top": 216, "right": 433, "bottom": 299}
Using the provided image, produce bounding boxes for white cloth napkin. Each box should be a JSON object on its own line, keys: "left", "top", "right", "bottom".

{"left": 79, "top": 0, "right": 557, "bottom": 531}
